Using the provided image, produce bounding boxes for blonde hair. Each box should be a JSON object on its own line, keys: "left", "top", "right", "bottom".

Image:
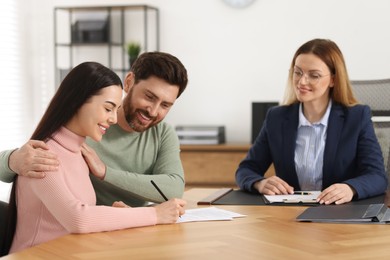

{"left": 282, "top": 39, "right": 358, "bottom": 106}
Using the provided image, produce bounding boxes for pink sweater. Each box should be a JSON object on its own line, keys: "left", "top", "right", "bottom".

{"left": 10, "top": 127, "right": 157, "bottom": 253}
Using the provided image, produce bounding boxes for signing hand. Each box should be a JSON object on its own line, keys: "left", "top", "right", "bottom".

{"left": 81, "top": 143, "right": 106, "bottom": 180}
{"left": 254, "top": 176, "right": 294, "bottom": 195}
{"left": 9, "top": 140, "right": 59, "bottom": 178}
{"left": 154, "top": 198, "right": 186, "bottom": 224}
{"left": 317, "top": 183, "right": 355, "bottom": 205}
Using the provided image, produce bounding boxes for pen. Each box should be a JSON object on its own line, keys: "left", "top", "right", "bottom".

{"left": 293, "top": 191, "right": 312, "bottom": 195}
{"left": 151, "top": 180, "right": 169, "bottom": 201}
{"left": 151, "top": 180, "right": 181, "bottom": 218}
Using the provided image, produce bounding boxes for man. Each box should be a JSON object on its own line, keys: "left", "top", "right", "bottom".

{"left": 0, "top": 52, "right": 188, "bottom": 207}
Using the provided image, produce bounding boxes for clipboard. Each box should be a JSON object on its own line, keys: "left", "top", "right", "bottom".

{"left": 296, "top": 203, "right": 390, "bottom": 224}
{"left": 262, "top": 191, "right": 321, "bottom": 205}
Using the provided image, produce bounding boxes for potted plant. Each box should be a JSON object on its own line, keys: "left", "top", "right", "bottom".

{"left": 126, "top": 42, "right": 141, "bottom": 68}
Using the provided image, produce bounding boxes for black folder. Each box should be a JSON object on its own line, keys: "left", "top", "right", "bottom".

{"left": 296, "top": 203, "right": 390, "bottom": 224}
{"left": 198, "top": 189, "right": 270, "bottom": 206}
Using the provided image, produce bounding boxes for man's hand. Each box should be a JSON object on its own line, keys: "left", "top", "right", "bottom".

{"left": 254, "top": 176, "right": 294, "bottom": 195}
{"left": 9, "top": 140, "right": 59, "bottom": 178}
{"left": 317, "top": 183, "right": 355, "bottom": 205}
{"left": 81, "top": 143, "right": 106, "bottom": 180}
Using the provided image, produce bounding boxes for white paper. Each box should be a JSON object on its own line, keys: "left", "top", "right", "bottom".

{"left": 263, "top": 191, "right": 321, "bottom": 203}
{"left": 177, "top": 207, "right": 246, "bottom": 223}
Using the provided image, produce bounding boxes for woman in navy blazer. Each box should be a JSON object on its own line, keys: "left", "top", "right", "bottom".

{"left": 236, "top": 39, "right": 388, "bottom": 205}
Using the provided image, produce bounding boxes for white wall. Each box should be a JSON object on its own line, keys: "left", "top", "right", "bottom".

{"left": 1, "top": 0, "right": 388, "bottom": 202}
{"left": 32, "top": 0, "right": 390, "bottom": 144}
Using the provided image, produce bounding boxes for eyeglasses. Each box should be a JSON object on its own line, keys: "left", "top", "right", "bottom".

{"left": 292, "top": 69, "right": 331, "bottom": 85}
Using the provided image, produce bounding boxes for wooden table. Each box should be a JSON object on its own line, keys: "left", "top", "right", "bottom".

{"left": 4, "top": 188, "right": 390, "bottom": 259}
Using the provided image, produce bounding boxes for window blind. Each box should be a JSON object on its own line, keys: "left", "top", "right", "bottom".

{"left": 0, "top": 0, "right": 23, "bottom": 202}
{"left": 0, "top": 1, "right": 25, "bottom": 150}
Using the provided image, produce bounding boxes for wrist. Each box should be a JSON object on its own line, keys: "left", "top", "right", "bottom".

{"left": 8, "top": 148, "right": 19, "bottom": 174}
{"left": 253, "top": 180, "right": 262, "bottom": 192}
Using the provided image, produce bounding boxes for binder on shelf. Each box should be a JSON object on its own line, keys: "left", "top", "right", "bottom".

{"left": 71, "top": 20, "right": 109, "bottom": 43}
{"left": 175, "top": 125, "right": 226, "bottom": 145}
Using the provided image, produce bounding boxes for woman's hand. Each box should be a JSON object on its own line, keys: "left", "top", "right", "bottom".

{"left": 254, "top": 176, "right": 294, "bottom": 195}
{"left": 317, "top": 183, "right": 355, "bottom": 205}
{"left": 154, "top": 198, "right": 186, "bottom": 224}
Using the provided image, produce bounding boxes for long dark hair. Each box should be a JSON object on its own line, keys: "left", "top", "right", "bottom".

{"left": 1, "top": 62, "right": 122, "bottom": 256}
{"left": 32, "top": 62, "right": 123, "bottom": 141}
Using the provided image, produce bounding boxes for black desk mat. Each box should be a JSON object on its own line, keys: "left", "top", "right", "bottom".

{"left": 212, "top": 189, "right": 385, "bottom": 206}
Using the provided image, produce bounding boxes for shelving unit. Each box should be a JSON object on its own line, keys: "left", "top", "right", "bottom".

{"left": 54, "top": 5, "right": 159, "bottom": 86}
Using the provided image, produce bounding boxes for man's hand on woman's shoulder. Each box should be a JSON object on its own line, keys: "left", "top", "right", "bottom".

{"left": 9, "top": 140, "right": 59, "bottom": 178}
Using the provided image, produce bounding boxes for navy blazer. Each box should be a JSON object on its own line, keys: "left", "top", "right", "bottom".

{"left": 236, "top": 102, "right": 388, "bottom": 199}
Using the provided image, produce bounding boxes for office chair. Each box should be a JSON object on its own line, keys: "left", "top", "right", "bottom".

{"left": 351, "top": 78, "right": 390, "bottom": 116}
{"left": 351, "top": 78, "right": 390, "bottom": 186}
{"left": 373, "top": 120, "right": 390, "bottom": 187}
{"left": 0, "top": 200, "right": 8, "bottom": 254}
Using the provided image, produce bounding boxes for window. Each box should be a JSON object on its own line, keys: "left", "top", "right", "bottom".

{"left": 0, "top": 0, "right": 24, "bottom": 202}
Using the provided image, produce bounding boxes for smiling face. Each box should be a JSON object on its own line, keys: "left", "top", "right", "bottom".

{"left": 119, "top": 74, "right": 179, "bottom": 133}
{"left": 293, "top": 53, "right": 334, "bottom": 107}
{"left": 66, "top": 85, "right": 123, "bottom": 141}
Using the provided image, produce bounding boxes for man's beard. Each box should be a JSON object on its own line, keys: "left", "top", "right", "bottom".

{"left": 125, "top": 109, "right": 150, "bottom": 132}
{"left": 125, "top": 107, "right": 161, "bottom": 132}
{"left": 122, "top": 88, "right": 161, "bottom": 132}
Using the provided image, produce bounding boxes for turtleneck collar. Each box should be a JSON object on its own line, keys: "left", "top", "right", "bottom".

{"left": 51, "top": 126, "right": 85, "bottom": 153}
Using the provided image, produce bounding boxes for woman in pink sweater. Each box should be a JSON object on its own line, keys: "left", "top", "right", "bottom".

{"left": 2, "top": 62, "right": 186, "bottom": 255}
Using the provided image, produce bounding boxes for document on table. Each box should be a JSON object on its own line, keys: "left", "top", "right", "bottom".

{"left": 177, "top": 207, "right": 246, "bottom": 223}
{"left": 263, "top": 191, "right": 321, "bottom": 204}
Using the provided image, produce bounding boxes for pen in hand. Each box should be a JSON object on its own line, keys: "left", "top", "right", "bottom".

{"left": 151, "top": 180, "right": 169, "bottom": 201}
{"left": 150, "top": 180, "right": 181, "bottom": 218}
